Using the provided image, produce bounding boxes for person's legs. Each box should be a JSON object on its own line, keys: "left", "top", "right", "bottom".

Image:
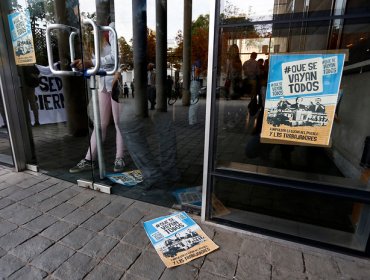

{"left": 111, "top": 98, "right": 126, "bottom": 172}
{"left": 70, "top": 89, "right": 112, "bottom": 173}
{"left": 85, "top": 89, "right": 112, "bottom": 161}
{"left": 25, "top": 87, "right": 39, "bottom": 125}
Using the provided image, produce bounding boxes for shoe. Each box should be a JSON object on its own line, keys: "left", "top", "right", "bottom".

{"left": 69, "top": 159, "right": 94, "bottom": 173}
{"left": 113, "top": 158, "right": 125, "bottom": 172}
{"left": 34, "top": 121, "right": 40, "bottom": 127}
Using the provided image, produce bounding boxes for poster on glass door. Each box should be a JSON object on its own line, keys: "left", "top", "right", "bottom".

{"left": 261, "top": 53, "right": 345, "bottom": 147}
{"left": 8, "top": 10, "right": 36, "bottom": 65}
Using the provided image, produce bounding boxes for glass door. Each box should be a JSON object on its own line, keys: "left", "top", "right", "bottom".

{"left": 2, "top": 0, "right": 99, "bottom": 185}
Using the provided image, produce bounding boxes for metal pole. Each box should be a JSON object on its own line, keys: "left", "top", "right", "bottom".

{"left": 132, "top": 0, "right": 148, "bottom": 117}
{"left": 156, "top": 0, "right": 167, "bottom": 112}
{"left": 182, "top": 0, "right": 192, "bottom": 106}
{"left": 90, "top": 77, "right": 105, "bottom": 179}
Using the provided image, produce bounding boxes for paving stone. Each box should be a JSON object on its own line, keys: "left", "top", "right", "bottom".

{"left": 122, "top": 223, "right": 150, "bottom": 249}
{"left": 0, "top": 254, "right": 25, "bottom": 278}
{"left": 0, "top": 203, "right": 42, "bottom": 225}
{"left": 47, "top": 203, "right": 77, "bottom": 219}
{"left": 0, "top": 219, "right": 18, "bottom": 238}
{"left": 195, "top": 271, "right": 228, "bottom": 280}
{"left": 0, "top": 228, "right": 34, "bottom": 251}
{"left": 8, "top": 265, "right": 48, "bottom": 280}
{"left": 0, "top": 197, "right": 14, "bottom": 210}
{"left": 59, "top": 227, "right": 94, "bottom": 250}
{"left": 26, "top": 181, "right": 58, "bottom": 194}
{"left": 121, "top": 272, "right": 150, "bottom": 280}
{"left": 31, "top": 243, "right": 75, "bottom": 273}
{"left": 0, "top": 186, "right": 22, "bottom": 198}
{"left": 39, "top": 185, "right": 65, "bottom": 198}
{"left": 197, "top": 224, "right": 216, "bottom": 240}
{"left": 271, "top": 267, "right": 307, "bottom": 280}
{"left": 63, "top": 207, "right": 95, "bottom": 225}
{"left": 0, "top": 248, "right": 5, "bottom": 258}
{"left": 118, "top": 205, "right": 145, "bottom": 225}
{"left": 103, "top": 242, "right": 141, "bottom": 271}
{"left": 52, "top": 252, "right": 97, "bottom": 280}
{"left": 80, "top": 234, "right": 118, "bottom": 260}
{"left": 38, "top": 197, "right": 64, "bottom": 212}
{"left": 18, "top": 193, "right": 48, "bottom": 209}
{"left": 40, "top": 220, "right": 76, "bottom": 241}
{"left": 68, "top": 191, "right": 95, "bottom": 207}
{"left": 81, "top": 213, "right": 113, "bottom": 232}
{"left": 82, "top": 196, "right": 112, "bottom": 213}
{"left": 159, "top": 264, "right": 198, "bottom": 280}
{"left": 22, "top": 214, "right": 58, "bottom": 233}
{"left": 271, "top": 243, "right": 304, "bottom": 274}
{"left": 335, "top": 257, "right": 370, "bottom": 280}
{"left": 236, "top": 256, "right": 271, "bottom": 280}
{"left": 212, "top": 230, "right": 243, "bottom": 254}
{"left": 304, "top": 253, "right": 340, "bottom": 279}
{"left": 7, "top": 189, "right": 35, "bottom": 202}
{"left": 127, "top": 250, "right": 165, "bottom": 280}
{"left": 84, "top": 262, "right": 124, "bottom": 280}
{"left": 52, "top": 188, "right": 80, "bottom": 203}
{"left": 201, "top": 249, "right": 238, "bottom": 278}
{"left": 14, "top": 176, "right": 46, "bottom": 189}
{"left": 240, "top": 236, "right": 271, "bottom": 263}
{"left": 100, "top": 198, "right": 133, "bottom": 218}
{"left": 9, "top": 235, "right": 53, "bottom": 262}
{"left": 101, "top": 220, "right": 132, "bottom": 240}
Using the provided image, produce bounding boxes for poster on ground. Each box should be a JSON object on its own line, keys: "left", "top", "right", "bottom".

{"left": 143, "top": 212, "right": 218, "bottom": 268}
{"left": 261, "top": 53, "right": 345, "bottom": 147}
{"left": 8, "top": 11, "right": 36, "bottom": 65}
{"left": 106, "top": 170, "right": 143, "bottom": 187}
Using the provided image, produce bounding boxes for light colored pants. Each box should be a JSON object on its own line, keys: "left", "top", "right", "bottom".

{"left": 85, "top": 88, "right": 125, "bottom": 161}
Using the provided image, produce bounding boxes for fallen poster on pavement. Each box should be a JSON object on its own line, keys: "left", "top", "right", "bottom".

{"left": 143, "top": 212, "right": 218, "bottom": 268}
{"left": 261, "top": 53, "right": 345, "bottom": 147}
{"left": 106, "top": 170, "right": 143, "bottom": 187}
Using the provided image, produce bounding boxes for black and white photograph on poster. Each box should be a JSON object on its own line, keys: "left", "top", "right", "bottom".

{"left": 266, "top": 96, "right": 329, "bottom": 128}
{"left": 159, "top": 228, "right": 205, "bottom": 258}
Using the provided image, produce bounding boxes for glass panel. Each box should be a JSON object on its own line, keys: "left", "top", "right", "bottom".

{"left": 211, "top": 177, "right": 370, "bottom": 251}
{"left": 4, "top": 0, "right": 93, "bottom": 181}
{"left": 0, "top": 86, "right": 14, "bottom": 166}
{"left": 215, "top": 17, "right": 370, "bottom": 191}
{"left": 212, "top": 1, "right": 370, "bottom": 251}
{"left": 220, "top": 0, "right": 338, "bottom": 23}
{"left": 77, "top": 0, "right": 210, "bottom": 208}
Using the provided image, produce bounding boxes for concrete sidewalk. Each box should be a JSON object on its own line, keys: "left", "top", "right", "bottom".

{"left": 0, "top": 166, "right": 369, "bottom": 280}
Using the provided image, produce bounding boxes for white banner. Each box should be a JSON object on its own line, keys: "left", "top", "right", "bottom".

{"left": 31, "top": 64, "right": 67, "bottom": 125}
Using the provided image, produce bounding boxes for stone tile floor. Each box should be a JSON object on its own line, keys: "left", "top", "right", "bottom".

{"left": 0, "top": 166, "right": 369, "bottom": 279}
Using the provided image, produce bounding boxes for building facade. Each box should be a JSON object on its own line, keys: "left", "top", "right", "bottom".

{"left": 0, "top": 0, "right": 369, "bottom": 255}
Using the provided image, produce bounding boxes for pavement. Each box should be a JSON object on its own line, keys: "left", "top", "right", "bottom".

{"left": 0, "top": 166, "right": 370, "bottom": 280}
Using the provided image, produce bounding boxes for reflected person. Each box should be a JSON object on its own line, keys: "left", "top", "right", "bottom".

{"left": 69, "top": 22, "right": 127, "bottom": 173}
{"left": 118, "top": 88, "right": 179, "bottom": 190}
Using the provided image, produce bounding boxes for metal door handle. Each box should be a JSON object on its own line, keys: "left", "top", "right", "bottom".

{"left": 99, "top": 25, "right": 119, "bottom": 75}
{"left": 46, "top": 24, "right": 80, "bottom": 76}
{"left": 46, "top": 20, "right": 118, "bottom": 77}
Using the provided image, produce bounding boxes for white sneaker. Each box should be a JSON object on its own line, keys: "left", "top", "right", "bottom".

{"left": 69, "top": 159, "right": 94, "bottom": 173}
